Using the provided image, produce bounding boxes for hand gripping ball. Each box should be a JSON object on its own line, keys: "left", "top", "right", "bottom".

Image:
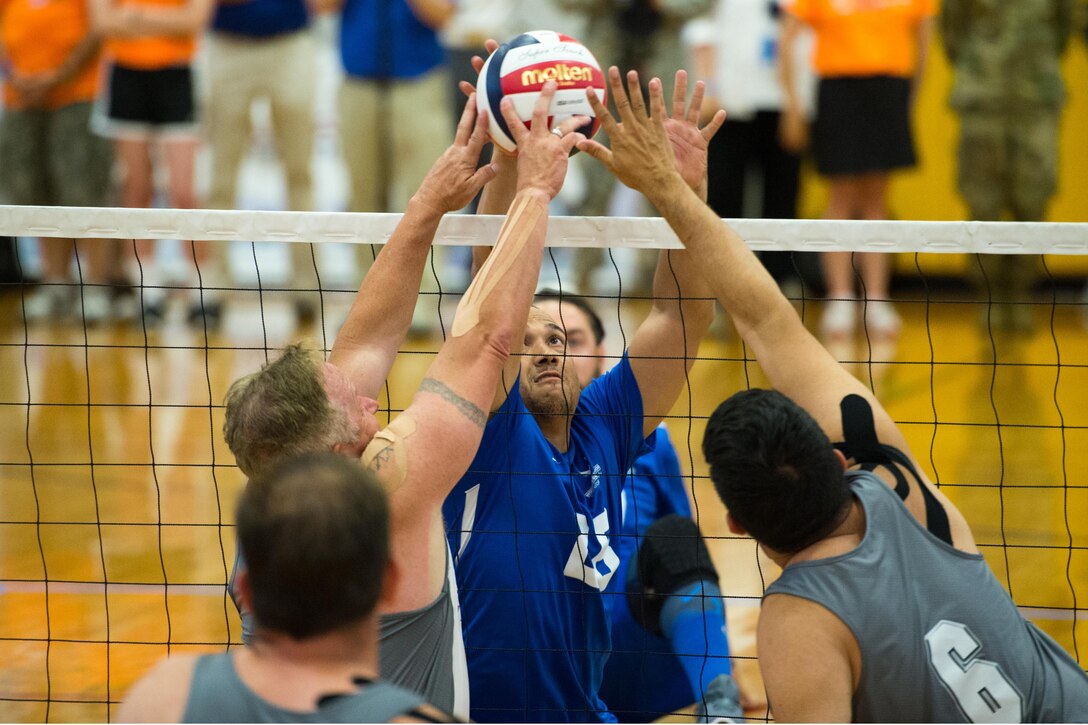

{"left": 476, "top": 30, "right": 606, "bottom": 153}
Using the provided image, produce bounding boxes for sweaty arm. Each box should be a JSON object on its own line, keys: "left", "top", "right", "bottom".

{"left": 593, "top": 75, "right": 980, "bottom": 549}
{"left": 116, "top": 655, "right": 198, "bottom": 723}
{"left": 362, "top": 84, "right": 581, "bottom": 608}
{"left": 758, "top": 594, "right": 857, "bottom": 722}
{"left": 329, "top": 96, "right": 497, "bottom": 399}
{"left": 626, "top": 248, "right": 714, "bottom": 438}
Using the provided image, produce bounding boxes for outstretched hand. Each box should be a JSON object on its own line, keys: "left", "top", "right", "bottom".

{"left": 499, "top": 81, "right": 587, "bottom": 200}
{"left": 412, "top": 93, "right": 498, "bottom": 213}
{"left": 578, "top": 67, "right": 725, "bottom": 199}
{"left": 662, "top": 70, "right": 726, "bottom": 198}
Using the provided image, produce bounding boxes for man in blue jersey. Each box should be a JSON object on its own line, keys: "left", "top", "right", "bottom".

{"left": 580, "top": 66, "right": 1088, "bottom": 722}
{"left": 119, "top": 454, "right": 454, "bottom": 723}
{"left": 223, "top": 90, "right": 588, "bottom": 719}
{"left": 534, "top": 290, "right": 742, "bottom": 722}
{"left": 443, "top": 71, "right": 721, "bottom": 722}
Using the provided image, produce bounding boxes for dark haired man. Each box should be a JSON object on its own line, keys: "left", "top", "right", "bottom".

{"left": 442, "top": 72, "right": 719, "bottom": 722}
{"left": 534, "top": 289, "right": 741, "bottom": 722}
{"left": 222, "top": 87, "right": 587, "bottom": 718}
{"left": 579, "top": 65, "right": 1088, "bottom": 721}
{"left": 118, "top": 453, "right": 454, "bottom": 722}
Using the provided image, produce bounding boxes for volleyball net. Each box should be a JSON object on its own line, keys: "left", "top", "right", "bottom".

{"left": 0, "top": 206, "right": 1086, "bottom": 722}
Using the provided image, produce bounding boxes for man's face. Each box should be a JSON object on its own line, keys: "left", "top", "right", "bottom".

{"left": 534, "top": 299, "right": 607, "bottom": 388}
{"left": 322, "top": 363, "right": 380, "bottom": 457}
{"left": 519, "top": 307, "right": 584, "bottom": 416}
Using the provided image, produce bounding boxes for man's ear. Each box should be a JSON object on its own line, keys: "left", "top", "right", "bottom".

{"left": 236, "top": 568, "right": 253, "bottom": 612}
{"left": 833, "top": 447, "right": 849, "bottom": 471}
{"left": 726, "top": 511, "right": 746, "bottom": 536}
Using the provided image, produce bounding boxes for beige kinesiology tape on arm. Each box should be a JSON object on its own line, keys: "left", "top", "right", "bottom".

{"left": 361, "top": 414, "right": 418, "bottom": 491}
{"left": 451, "top": 194, "right": 546, "bottom": 338}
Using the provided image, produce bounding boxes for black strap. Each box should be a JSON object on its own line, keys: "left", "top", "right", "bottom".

{"left": 835, "top": 394, "right": 952, "bottom": 546}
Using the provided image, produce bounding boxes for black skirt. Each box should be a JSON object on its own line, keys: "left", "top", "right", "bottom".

{"left": 813, "top": 75, "right": 916, "bottom": 176}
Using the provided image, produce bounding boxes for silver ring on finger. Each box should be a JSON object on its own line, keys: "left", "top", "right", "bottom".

{"left": 551, "top": 127, "right": 564, "bottom": 138}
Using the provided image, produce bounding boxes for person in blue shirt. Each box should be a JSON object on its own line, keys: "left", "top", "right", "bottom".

{"left": 443, "top": 71, "right": 722, "bottom": 723}
{"left": 336, "top": 0, "right": 456, "bottom": 332}
{"left": 534, "top": 290, "right": 742, "bottom": 723}
{"left": 205, "top": 0, "right": 326, "bottom": 320}
{"left": 223, "top": 90, "right": 589, "bottom": 719}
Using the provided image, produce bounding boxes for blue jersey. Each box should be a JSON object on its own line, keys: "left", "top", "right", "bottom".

{"left": 444, "top": 353, "right": 651, "bottom": 723}
{"left": 600, "top": 425, "right": 697, "bottom": 721}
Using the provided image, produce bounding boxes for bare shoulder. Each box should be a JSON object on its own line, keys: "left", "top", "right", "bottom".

{"left": 116, "top": 653, "right": 200, "bottom": 723}
{"left": 758, "top": 594, "right": 858, "bottom": 722}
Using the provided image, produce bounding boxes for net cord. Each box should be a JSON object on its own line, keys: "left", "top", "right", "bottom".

{"left": 1, "top": 205, "right": 1087, "bottom": 254}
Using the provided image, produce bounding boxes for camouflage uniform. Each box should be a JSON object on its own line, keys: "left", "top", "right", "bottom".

{"left": 556, "top": 0, "right": 714, "bottom": 293}
{"left": 940, "top": 0, "right": 1075, "bottom": 329}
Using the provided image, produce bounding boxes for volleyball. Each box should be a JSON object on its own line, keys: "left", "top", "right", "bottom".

{"left": 476, "top": 30, "right": 606, "bottom": 153}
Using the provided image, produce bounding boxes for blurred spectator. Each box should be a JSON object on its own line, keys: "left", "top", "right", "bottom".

{"left": 557, "top": 0, "right": 714, "bottom": 295}
{"left": 90, "top": 0, "right": 226, "bottom": 327}
{"left": 205, "top": 0, "right": 328, "bottom": 321}
{"left": 1, "top": 0, "right": 119, "bottom": 322}
{"left": 941, "top": 0, "right": 1075, "bottom": 333}
{"left": 336, "top": 0, "right": 454, "bottom": 333}
{"left": 780, "top": 0, "right": 935, "bottom": 346}
{"left": 688, "top": 0, "right": 819, "bottom": 295}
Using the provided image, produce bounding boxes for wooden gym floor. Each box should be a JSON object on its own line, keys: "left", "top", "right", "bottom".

{"left": 0, "top": 280, "right": 1085, "bottom": 722}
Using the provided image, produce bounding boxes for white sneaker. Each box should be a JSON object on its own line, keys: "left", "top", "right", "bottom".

{"left": 22, "top": 284, "right": 72, "bottom": 322}
{"left": 820, "top": 298, "right": 857, "bottom": 340}
{"left": 862, "top": 300, "right": 901, "bottom": 340}
{"left": 80, "top": 286, "right": 112, "bottom": 324}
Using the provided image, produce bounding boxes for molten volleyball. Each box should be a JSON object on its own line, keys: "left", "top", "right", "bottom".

{"left": 476, "top": 30, "right": 606, "bottom": 153}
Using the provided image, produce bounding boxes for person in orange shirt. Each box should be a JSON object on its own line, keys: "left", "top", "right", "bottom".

{"left": 90, "top": 0, "right": 222, "bottom": 327}
{"left": 0, "top": 0, "right": 121, "bottom": 322}
{"left": 780, "top": 0, "right": 935, "bottom": 355}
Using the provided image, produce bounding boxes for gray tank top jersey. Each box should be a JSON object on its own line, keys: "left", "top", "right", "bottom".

{"left": 228, "top": 542, "right": 469, "bottom": 720}
{"left": 180, "top": 653, "right": 424, "bottom": 722}
{"left": 765, "top": 472, "right": 1088, "bottom": 723}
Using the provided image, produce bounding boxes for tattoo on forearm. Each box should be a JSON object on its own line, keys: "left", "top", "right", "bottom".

{"left": 420, "top": 377, "right": 486, "bottom": 428}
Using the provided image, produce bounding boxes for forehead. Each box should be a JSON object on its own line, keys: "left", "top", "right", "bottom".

{"left": 534, "top": 300, "right": 591, "bottom": 333}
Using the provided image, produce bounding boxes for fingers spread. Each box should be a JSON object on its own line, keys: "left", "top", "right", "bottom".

{"left": 671, "top": 69, "right": 687, "bottom": 120}
{"left": 688, "top": 79, "right": 705, "bottom": 125}
{"left": 557, "top": 114, "right": 591, "bottom": 136}
{"left": 626, "top": 70, "right": 646, "bottom": 117}
{"left": 561, "top": 132, "right": 586, "bottom": 154}
{"left": 576, "top": 138, "right": 613, "bottom": 168}
{"left": 499, "top": 97, "right": 527, "bottom": 143}
{"left": 607, "top": 66, "right": 632, "bottom": 121}
{"left": 585, "top": 88, "right": 617, "bottom": 135}
{"left": 648, "top": 77, "right": 667, "bottom": 128}
{"left": 531, "top": 81, "right": 557, "bottom": 134}
{"left": 701, "top": 109, "right": 727, "bottom": 143}
{"left": 469, "top": 162, "right": 499, "bottom": 189}
{"left": 467, "top": 107, "right": 490, "bottom": 154}
{"left": 459, "top": 79, "right": 476, "bottom": 100}
{"left": 455, "top": 93, "right": 477, "bottom": 145}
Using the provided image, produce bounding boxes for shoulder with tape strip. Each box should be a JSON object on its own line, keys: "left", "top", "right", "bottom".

{"left": 361, "top": 414, "right": 418, "bottom": 488}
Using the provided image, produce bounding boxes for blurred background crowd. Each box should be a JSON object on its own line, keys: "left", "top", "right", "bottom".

{"left": 2, "top": 0, "right": 1087, "bottom": 341}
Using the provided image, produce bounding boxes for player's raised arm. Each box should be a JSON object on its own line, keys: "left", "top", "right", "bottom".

{"left": 578, "top": 68, "right": 915, "bottom": 461}
{"left": 362, "top": 83, "right": 584, "bottom": 607}
{"left": 593, "top": 69, "right": 716, "bottom": 437}
{"left": 329, "top": 94, "right": 497, "bottom": 399}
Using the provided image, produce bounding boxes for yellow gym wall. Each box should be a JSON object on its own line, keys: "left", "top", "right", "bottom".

{"left": 797, "top": 21, "right": 1088, "bottom": 277}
